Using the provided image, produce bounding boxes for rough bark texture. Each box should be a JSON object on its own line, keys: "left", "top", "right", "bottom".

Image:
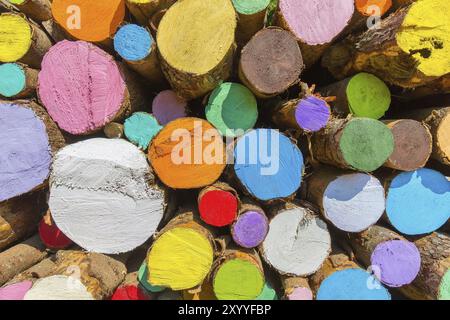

{"left": 281, "top": 276, "right": 311, "bottom": 298}
{"left": 7, "top": 256, "right": 57, "bottom": 285}
{"left": 51, "top": 250, "right": 127, "bottom": 300}
{"left": 1, "top": 64, "right": 38, "bottom": 99}
{"left": 322, "top": 5, "right": 448, "bottom": 90}
{"left": 13, "top": 0, "right": 52, "bottom": 22}
{"left": 400, "top": 107, "right": 450, "bottom": 165}
{"left": 0, "top": 234, "right": 48, "bottom": 286}
{"left": 399, "top": 232, "right": 450, "bottom": 300}
{"left": 319, "top": 78, "right": 352, "bottom": 117}
{"left": 149, "top": 9, "right": 166, "bottom": 38}
{"left": 309, "top": 247, "right": 360, "bottom": 294}
{"left": 20, "top": 19, "right": 52, "bottom": 69}
{"left": 126, "top": 0, "right": 175, "bottom": 26}
{"left": 0, "top": 191, "right": 47, "bottom": 251}
{"left": 235, "top": 8, "right": 267, "bottom": 47}
{"left": 103, "top": 122, "right": 124, "bottom": 139}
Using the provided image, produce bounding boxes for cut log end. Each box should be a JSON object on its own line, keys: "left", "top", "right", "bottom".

{"left": 24, "top": 275, "right": 94, "bottom": 300}
{"left": 206, "top": 82, "right": 258, "bottom": 137}
{"left": 234, "top": 129, "right": 304, "bottom": 201}
{"left": 371, "top": 240, "right": 421, "bottom": 288}
{"left": 49, "top": 138, "right": 166, "bottom": 254}
{"left": 0, "top": 13, "right": 31, "bottom": 63}
{"left": 261, "top": 204, "right": 331, "bottom": 276}
{"left": 232, "top": 210, "right": 268, "bottom": 249}
{"left": 152, "top": 90, "right": 187, "bottom": 125}
{"left": 239, "top": 28, "right": 303, "bottom": 98}
{"left": 295, "top": 96, "right": 331, "bottom": 132}
{"left": 38, "top": 215, "right": 73, "bottom": 250}
{"left": 0, "top": 280, "right": 33, "bottom": 300}
{"left": 386, "top": 168, "right": 450, "bottom": 235}
{"left": 138, "top": 263, "right": 165, "bottom": 293}
{"left": 198, "top": 184, "right": 239, "bottom": 227}
{"left": 38, "top": 40, "right": 129, "bottom": 135}
{"left": 384, "top": 119, "right": 432, "bottom": 171}
{"left": 147, "top": 226, "right": 214, "bottom": 290}
{"left": 316, "top": 268, "right": 391, "bottom": 300}
{"left": 355, "top": 0, "right": 393, "bottom": 16}
{"left": 0, "top": 63, "right": 37, "bottom": 99}
{"left": 51, "top": 0, "right": 125, "bottom": 43}
{"left": 148, "top": 118, "right": 226, "bottom": 189}
{"left": 124, "top": 112, "right": 162, "bottom": 150}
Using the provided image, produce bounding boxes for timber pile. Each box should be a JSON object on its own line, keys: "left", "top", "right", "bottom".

{"left": 0, "top": 0, "right": 449, "bottom": 301}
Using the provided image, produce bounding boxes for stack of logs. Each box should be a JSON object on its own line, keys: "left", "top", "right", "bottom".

{"left": 0, "top": 0, "right": 449, "bottom": 300}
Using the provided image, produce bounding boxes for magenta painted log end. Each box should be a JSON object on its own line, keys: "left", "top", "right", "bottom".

{"left": 0, "top": 281, "right": 33, "bottom": 300}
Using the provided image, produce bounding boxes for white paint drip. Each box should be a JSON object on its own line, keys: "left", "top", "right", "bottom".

{"left": 49, "top": 138, "right": 166, "bottom": 254}
{"left": 24, "top": 275, "right": 94, "bottom": 300}
{"left": 261, "top": 206, "right": 331, "bottom": 276}
{"left": 323, "top": 173, "right": 385, "bottom": 232}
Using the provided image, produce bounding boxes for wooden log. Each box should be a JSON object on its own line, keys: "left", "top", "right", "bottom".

{"left": 384, "top": 168, "right": 450, "bottom": 236}
{"left": 198, "top": 182, "right": 239, "bottom": 228}
{"left": 137, "top": 262, "right": 165, "bottom": 294}
{"left": 305, "top": 166, "right": 386, "bottom": 233}
{"left": 148, "top": 117, "right": 226, "bottom": 189}
{"left": 211, "top": 249, "right": 265, "bottom": 300}
{"left": 0, "top": 191, "right": 46, "bottom": 250}
{"left": 183, "top": 280, "right": 216, "bottom": 300}
{"left": 113, "top": 24, "right": 166, "bottom": 86}
{"left": 347, "top": 225, "right": 421, "bottom": 287}
{"left": 205, "top": 82, "right": 258, "bottom": 137}
{"left": 125, "top": 0, "right": 175, "bottom": 26}
{"left": 232, "top": 0, "right": 270, "bottom": 46}
{"left": 383, "top": 119, "right": 432, "bottom": 171}
{"left": 7, "top": 256, "right": 57, "bottom": 284}
{"left": 355, "top": 0, "right": 393, "bottom": 17}
{"left": 231, "top": 200, "right": 268, "bottom": 249}
{"left": 271, "top": 95, "right": 331, "bottom": 133}
{"left": 146, "top": 210, "right": 215, "bottom": 290}
{"left": 149, "top": 9, "right": 166, "bottom": 38}
{"left": 103, "top": 122, "right": 124, "bottom": 139}
{"left": 7, "top": 0, "right": 52, "bottom": 22}
{"left": 256, "top": 280, "right": 278, "bottom": 300}
{"left": 51, "top": 0, "right": 125, "bottom": 45}
{"left": 310, "top": 247, "right": 391, "bottom": 300}
{"left": 233, "top": 129, "right": 304, "bottom": 201}
{"left": 276, "top": 0, "right": 355, "bottom": 67}
{"left": 281, "top": 276, "right": 313, "bottom": 300}
{"left": 38, "top": 40, "right": 148, "bottom": 135}
{"left": 322, "top": 0, "right": 450, "bottom": 89}
{"left": 239, "top": 27, "right": 303, "bottom": 99}
{"left": 40, "top": 19, "right": 66, "bottom": 43}
{"left": 311, "top": 117, "right": 394, "bottom": 172}
{"left": 260, "top": 202, "right": 331, "bottom": 277}
{"left": 0, "top": 280, "right": 32, "bottom": 300}
{"left": 398, "top": 107, "right": 450, "bottom": 165}
{"left": 152, "top": 90, "right": 187, "bottom": 125}
{"left": 156, "top": 0, "right": 236, "bottom": 100}
{"left": 49, "top": 138, "right": 167, "bottom": 254}
{"left": 23, "top": 250, "right": 127, "bottom": 300}
{"left": 319, "top": 72, "right": 391, "bottom": 119}
{"left": 0, "top": 100, "right": 64, "bottom": 202}
{"left": 38, "top": 211, "right": 73, "bottom": 250}
{"left": 0, "top": 63, "right": 37, "bottom": 99}
{"left": 399, "top": 232, "right": 450, "bottom": 300}
{"left": 0, "top": 235, "right": 47, "bottom": 286}
{"left": 124, "top": 112, "right": 162, "bottom": 150}
{"left": 0, "top": 13, "right": 52, "bottom": 68}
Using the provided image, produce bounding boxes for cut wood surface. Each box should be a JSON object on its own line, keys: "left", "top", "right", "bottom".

{"left": 282, "top": 276, "right": 313, "bottom": 300}
{"left": 231, "top": 200, "right": 268, "bottom": 249}
{"left": 385, "top": 168, "right": 450, "bottom": 236}
{"left": 311, "top": 117, "right": 394, "bottom": 172}
{"left": 276, "top": 0, "right": 355, "bottom": 67}
{"left": 156, "top": 0, "right": 236, "bottom": 99}
{"left": 0, "top": 100, "right": 64, "bottom": 202}
{"left": 239, "top": 27, "right": 303, "bottom": 99}
{"left": 198, "top": 182, "right": 239, "bottom": 228}
{"left": 0, "top": 13, "right": 52, "bottom": 68}
{"left": 148, "top": 118, "right": 226, "bottom": 189}
{"left": 233, "top": 129, "right": 304, "bottom": 201}
{"left": 0, "top": 191, "right": 46, "bottom": 251}
{"left": 305, "top": 166, "right": 385, "bottom": 233}
{"left": 319, "top": 73, "right": 391, "bottom": 119}
{"left": 38, "top": 212, "right": 73, "bottom": 250}
{"left": 113, "top": 24, "right": 165, "bottom": 86}
{"left": 322, "top": 0, "right": 450, "bottom": 89}
{"left": 49, "top": 138, "right": 167, "bottom": 254}
{"left": 152, "top": 90, "right": 187, "bottom": 125}
{"left": 38, "top": 40, "right": 147, "bottom": 135}
{"left": 51, "top": 0, "right": 125, "bottom": 43}
{"left": 399, "top": 107, "right": 450, "bottom": 165}
{"left": 0, "top": 63, "right": 38, "bottom": 99}
{"left": 124, "top": 112, "right": 162, "bottom": 150}
{"left": 383, "top": 119, "right": 432, "bottom": 171}
{"left": 348, "top": 225, "right": 421, "bottom": 287}
{"left": 146, "top": 210, "right": 215, "bottom": 290}
{"left": 260, "top": 202, "right": 331, "bottom": 277}
{"left": 399, "top": 232, "right": 449, "bottom": 300}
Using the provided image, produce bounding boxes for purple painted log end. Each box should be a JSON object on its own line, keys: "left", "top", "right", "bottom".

{"left": 232, "top": 211, "right": 269, "bottom": 248}
{"left": 295, "top": 96, "right": 330, "bottom": 132}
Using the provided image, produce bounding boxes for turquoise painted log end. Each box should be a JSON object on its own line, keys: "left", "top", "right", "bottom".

{"left": 124, "top": 112, "right": 163, "bottom": 150}
{"left": 0, "top": 63, "right": 26, "bottom": 98}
